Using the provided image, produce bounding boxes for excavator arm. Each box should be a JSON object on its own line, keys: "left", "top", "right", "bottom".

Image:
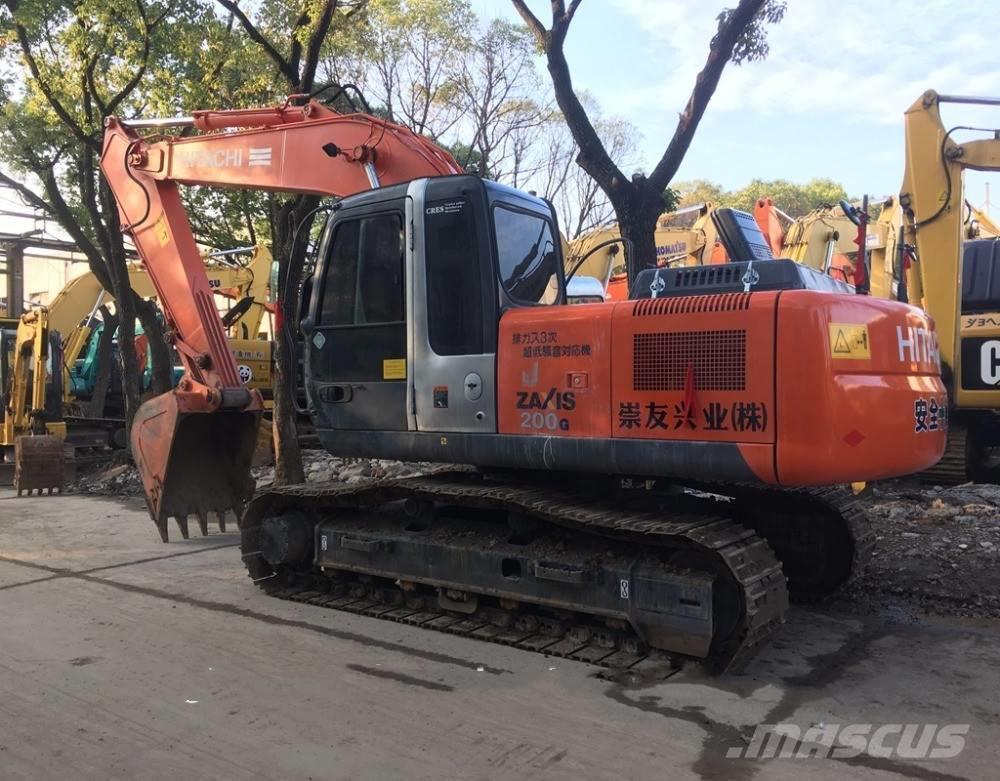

{"left": 900, "top": 91, "right": 1000, "bottom": 404}
{"left": 100, "top": 97, "right": 461, "bottom": 540}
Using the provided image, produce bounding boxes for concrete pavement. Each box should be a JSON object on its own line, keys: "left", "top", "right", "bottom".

{"left": 0, "top": 487, "right": 996, "bottom": 780}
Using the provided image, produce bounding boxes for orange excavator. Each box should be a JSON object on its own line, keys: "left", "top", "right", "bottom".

{"left": 100, "top": 94, "right": 946, "bottom": 671}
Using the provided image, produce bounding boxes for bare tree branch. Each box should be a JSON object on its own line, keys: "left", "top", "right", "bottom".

{"left": 514, "top": 0, "right": 779, "bottom": 278}
{"left": 0, "top": 171, "right": 53, "bottom": 215}
{"left": 648, "top": 0, "right": 766, "bottom": 189}
{"left": 512, "top": 0, "right": 627, "bottom": 204}
{"left": 510, "top": 0, "right": 545, "bottom": 38}
{"left": 301, "top": 0, "right": 338, "bottom": 93}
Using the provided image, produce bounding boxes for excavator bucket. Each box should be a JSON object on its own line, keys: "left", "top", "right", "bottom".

{"left": 13, "top": 435, "right": 65, "bottom": 496}
{"left": 131, "top": 392, "right": 261, "bottom": 542}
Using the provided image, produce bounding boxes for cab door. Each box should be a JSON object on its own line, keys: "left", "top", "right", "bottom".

{"left": 307, "top": 201, "right": 408, "bottom": 431}
{"left": 409, "top": 178, "right": 497, "bottom": 433}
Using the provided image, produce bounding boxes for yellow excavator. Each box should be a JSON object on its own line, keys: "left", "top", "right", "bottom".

{"left": 966, "top": 202, "right": 1000, "bottom": 240}
{"left": 1, "top": 309, "right": 66, "bottom": 492}
{"left": 896, "top": 90, "right": 1000, "bottom": 482}
{"left": 49, "top": 245, "right": 274, "bottom": 411}
{"left": 566, "top": 203, "right": 727, "bottom": 300}
{"left": 774, "top": 203, "right": 860, "bottom": 283}
{"left": 782, "top": 198, "right": 906, "bottom": 302}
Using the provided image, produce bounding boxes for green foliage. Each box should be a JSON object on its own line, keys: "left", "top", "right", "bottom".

{"left": 661, "top": 186, "right": 680, "bottom": 212}
{"left": 673, "top": 179, "right": 727, "bottom": 208}
{"left": 717, "top": 0, "right": 787, "bottom": 65}
{"left": 0, "top": 0, "right": 274, "bottom": 250}
{"left": 672, "top": 177, "right": 848, "bottom": 218}
{"left": 727, "top": 177, "right": 848, "bottom": 216}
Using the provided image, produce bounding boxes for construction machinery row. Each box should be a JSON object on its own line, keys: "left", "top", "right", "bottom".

{"left": 7, "top": 84, "right": 994, "bottom": 670}
{"left": 1, "top": 246, "right": 275, "bottom": 489}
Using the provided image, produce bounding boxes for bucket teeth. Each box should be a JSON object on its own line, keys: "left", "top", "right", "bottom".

{"left": 155, "top": 517, "right": 170, "bottom": 543}
{"left": 13, "top": 435, "right": 65, "bottom": 496}
{"left": 152, "top": 509, "right": 238, "bottom": 542}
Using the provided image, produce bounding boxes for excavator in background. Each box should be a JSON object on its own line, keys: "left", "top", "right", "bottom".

{"left": 754, "top": 195, "right": 901, "bottom": 291}
{"left": 756, "top": 195, "right": 911, "bottom": 302}
{"left": 966, "top": 202, "right": 1000, "bottom": 240}
{"left": 48, "top": 246, "right": 274, "bottom": 414}
{"left": 24, "top": 249, "right": 273, "bottom": 454}
{"left": 896, "top": 90, "right": 1000, "bottom": 482}
{"left": 99, "top": 94, "right": 945, "bottom": 671}
{"left": 566, "top": 203, "right": 731, "bottom": 301}
{"left": 758, "top": 192, "right": 998, "bottom": 308}
{"left": 756, "top": 200, "right": 856, "bottom": 282}
{"left": 0, "top": 309, "right": 66, "bottom": 491}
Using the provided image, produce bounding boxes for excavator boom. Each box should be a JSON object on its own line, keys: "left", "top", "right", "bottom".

{"left": 100, "top": 98, "right": 461, "bottom": 539}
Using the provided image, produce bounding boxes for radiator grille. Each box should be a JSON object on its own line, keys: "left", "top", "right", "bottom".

{"left": 633, "top": 330, "right": 746, "bottom": 391}
{"left": 632, "top": 292, "right": 751, "bottom": 316}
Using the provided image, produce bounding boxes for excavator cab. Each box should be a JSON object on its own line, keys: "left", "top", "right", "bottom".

{"left": 301, "top": 175, "right": 564, "bottom": 442}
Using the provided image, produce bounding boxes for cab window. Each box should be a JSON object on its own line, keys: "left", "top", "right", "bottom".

{"left": 320, "top": 212, "right": 404, "bottom": 325}
{"left": 425, "top": 198, "right": 484, "bottom": 355}
{"left": 493, "top": 205, "right": 559, "bottom": 305}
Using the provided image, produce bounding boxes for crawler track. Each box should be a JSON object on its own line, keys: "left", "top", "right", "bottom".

{"left": 240, "top": 472, "right": 801, "bottom": 672}
{"left": 724, "top": 484, "right": 874, "bottom": 601}
{"left": 921, "top": 424, "right": 969, "bottom": 485}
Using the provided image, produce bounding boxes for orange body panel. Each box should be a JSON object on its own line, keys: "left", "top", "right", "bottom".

{"left": 775, "top": 293, "right": 945, "bottom": 484}
{"left": 606, "top": 274, "right": 629, "bottom": 301}
{"left": 498, "top": 303, "right": 614, "bottom": 438}
{"left": 498, "top": 291, "right": 946, "bottom": 486}
{"left": 610, "top": 293, "right": 774, "bottom": 445}
{"left": 707, "top": 242, "right": 728, "bottom": 264}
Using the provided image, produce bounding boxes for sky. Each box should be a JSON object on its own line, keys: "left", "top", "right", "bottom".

{"left": 479, "top": 0, "right": 1000, "bottom": 214}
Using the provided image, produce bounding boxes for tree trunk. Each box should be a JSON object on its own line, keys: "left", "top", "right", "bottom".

{"left": 269, "top": 195, "right": 321, "bottom": 486}
{"left": 616, "top": 199, "right": 660, "bottom": 284}
{"left": 100, "top": 183, "right": 143, "bottom": 436}
{"left": 134, "top": 296, "right": 173, "bottom": 395}
{"left": 89, "top": 306, "right": 119, "bottom": 418}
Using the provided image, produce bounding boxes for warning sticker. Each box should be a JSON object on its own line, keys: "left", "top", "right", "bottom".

{"left": 382, "top": 358, "right": 406, "bottom": 380}
{"left": 829, "top": 323, "right": 871, "bottom": 360}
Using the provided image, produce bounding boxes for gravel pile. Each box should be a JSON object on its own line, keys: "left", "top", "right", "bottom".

{"left": 253, "top": 450, "right": 438, "bottom": 489}
{"left": 838, "top": 480, "right": 1000, "bottom": 618}
{"left": 70, "top": 462, "right": 144, "bottom": 497}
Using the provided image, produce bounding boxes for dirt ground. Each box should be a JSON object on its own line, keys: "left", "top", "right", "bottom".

{"left": 838, "top": 480, "right": 1000, "bottom": 620}
{"left": 29, "top": 457, "right": 996, "bottom": 778}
